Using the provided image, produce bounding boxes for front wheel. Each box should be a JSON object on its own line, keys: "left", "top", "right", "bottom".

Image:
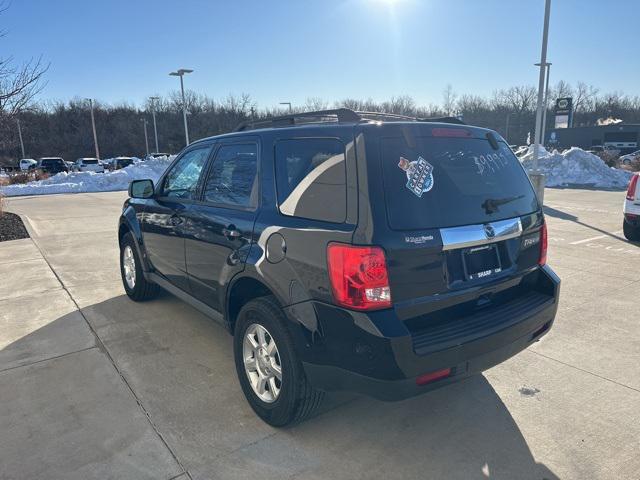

{"left": 623, "top": 220, "right": 640, "bottom": 241}
{"left": 120, "top": 232, "right": 159, "bottom": 301}
{"left": 233, "top": 296, "right": 324, "bottom": 427}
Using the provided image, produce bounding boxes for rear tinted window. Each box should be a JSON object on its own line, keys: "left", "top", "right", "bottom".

{"left": 381, "top": 137, "right": 538, "bottom": 230}
{"left": 83, "top": 159, "right": 98, "bottom": 165}
{"left": 41, "top": 159, "right": 63, "bottom": 166}
{"left": 275, "top": 138, "right": 346, "bottom": 223}
{"left": 203, "top": 143, "right": 258, "bottom": 208}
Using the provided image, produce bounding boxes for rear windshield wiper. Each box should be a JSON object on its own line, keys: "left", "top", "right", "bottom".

{"left": 481, "top": 195, "right": 524, "bottom": 214}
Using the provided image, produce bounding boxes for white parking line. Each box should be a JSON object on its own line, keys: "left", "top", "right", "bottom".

{"left": 570, "top": 230, "right": 623, "bottom": 245}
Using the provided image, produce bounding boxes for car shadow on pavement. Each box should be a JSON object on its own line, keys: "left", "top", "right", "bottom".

{"left": 544, "top": 205, "right": 631, "bottom": 244}
{"left": 1, "top": 294, "right": 560, "bottom": 480}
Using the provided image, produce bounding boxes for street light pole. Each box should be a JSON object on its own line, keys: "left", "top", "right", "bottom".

{"left": 16, "top": 118, "right": 26, "bottom": 158}
{"left": 534, "top": 62, "right": 552, "bottom": 145}
{"left": 531, "top": 0, "right": 551, "bottom": 203}
{"left": 169, "top": 69, "right": 193, "bottom": 146}
{"left": 541, "top": 63, "right": 552, "bottom": 146}
{"left": 505, "top": 112, "right": 514, "bottom": 144}
{"left": 87, "top": 98, "right": 100, "bottom": 159}
{"left": 280, "top": 102, "right": 292, "bottom": 113}
{"left": 149, "top": 96, "right": 160, "bottom": 153}
{"left": 141, "top": 118, "right": 149, "bottom": 156}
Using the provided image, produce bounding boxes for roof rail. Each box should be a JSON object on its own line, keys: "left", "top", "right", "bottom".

{"left": 233, "top": 109, "right": 465, "bottom": 132}
{"left": 418, "top": 116, "right": 466, "bottom": 125}
{"left": 234, "top": 108, "right": 360, "bottom": 132}
{"left": 356, "top": 111, "right": 416, "bottom": 121}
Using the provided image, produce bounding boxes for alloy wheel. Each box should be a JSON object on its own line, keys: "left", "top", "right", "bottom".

{"left": 242, "top": 323, "right": 282, "bottom": 403}
{"left": 123, "top": 245, "right": 136, "bottom": 289}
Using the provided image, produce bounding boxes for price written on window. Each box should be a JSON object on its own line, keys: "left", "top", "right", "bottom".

{"left": 474, "top": 152, "right": 510, "bottom": 175}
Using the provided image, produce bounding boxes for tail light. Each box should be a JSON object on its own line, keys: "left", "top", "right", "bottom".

{"left": 626, "top": 174, "right": 639, "bottom": 201}
{"left": 327, "top": 243, "right": 391, "bottom": 310}
{"left": 539, "top": 221, "right": 548, "bottom": 266}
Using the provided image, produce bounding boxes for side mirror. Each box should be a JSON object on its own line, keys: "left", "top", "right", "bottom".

{"left": 129, "top": 179, "right": 155, "bottom": 199}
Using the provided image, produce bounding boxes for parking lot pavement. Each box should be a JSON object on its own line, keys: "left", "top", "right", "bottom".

{"left": 1, "top": 189, "right": 639, "bottom": 479}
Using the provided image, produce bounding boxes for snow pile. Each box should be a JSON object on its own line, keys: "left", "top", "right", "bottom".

{"left": 0, "top": 156, "right": 174, "bottom": 197}
{"left": 520, "top": 146, "right": 632, "bottom": 189}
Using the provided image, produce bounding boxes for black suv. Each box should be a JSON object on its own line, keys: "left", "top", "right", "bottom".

{"left": 118, "top": 109, "right": 560, "bottom": 426}
{"left": 37, "top": 157, "right": 69, "bottom": 175}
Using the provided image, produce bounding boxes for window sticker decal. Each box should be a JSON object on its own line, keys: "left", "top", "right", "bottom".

{"left": 473, "top": 152, "right": 509, "bottom": 176}
{"left": 398, "top": 156, "right": 434, "bottom": 198}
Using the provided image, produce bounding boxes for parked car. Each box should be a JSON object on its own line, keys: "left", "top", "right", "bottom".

{"left": 623, "top": 174, "right": 640, "bottom": 240}
{"left": 118, "top": 109, "right": 559, "bottom": 427}
{"left": 620, "top": 150, "right": 640, "bottom": 166}
{"left": 513, "top": 145, "right": 529, "bottom": 157}
{"left": 112, "top": 156, "right": 134, "bottom": 170}
{"left": 19, "top": 158, "right": 37, "bottom": 171}
{"left": 36, "top": 157, "right": 68, "bottom": 175}
{"left": 587, "top": 145, "right": 619, "bottom": 155}
{"left": 74, "top": 157, "right": 104, "bottom": 173}
{"left": 145, "top": 152, "right": 170, "bottom": 160}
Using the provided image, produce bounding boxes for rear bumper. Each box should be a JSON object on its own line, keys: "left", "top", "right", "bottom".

{"left": 289, "top": 265, "right": 560, "bottom": 401}
{"left": 624, "top": 199, "right": 640, "bottom": 224}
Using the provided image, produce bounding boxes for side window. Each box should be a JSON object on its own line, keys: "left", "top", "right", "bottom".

{"left": 275, "top": 138, "right": 346, "bottom": 223}
{"left": 162, "top": 147, "right": 210, "bottom": 199}
{"left": 203, "top": 143, "right": 258, "bottom": 208}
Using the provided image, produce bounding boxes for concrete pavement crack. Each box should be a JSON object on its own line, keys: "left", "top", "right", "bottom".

{"left": 0, "top": 346, "right": 97, "bottom": 374}
{"left": 24, "top": 235, "right": 192, "bottom": 480}
{"left": 527, "top": 349, "right": 640, "bottom": 394}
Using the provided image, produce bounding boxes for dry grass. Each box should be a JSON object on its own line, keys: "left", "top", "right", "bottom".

{"left": 0, "top": 175, "right": 6, "bottom": 216}
{"left": 8, "top": 172, "right": 32, "bottom": 185}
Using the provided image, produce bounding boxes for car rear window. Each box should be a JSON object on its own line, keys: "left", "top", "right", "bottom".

{"left": 275, "top": 138, "right": 347, "bottom": 223}
{"left": 83, "top": 159, "right": 98, "bottom": 164}
{"left": 381, "top": 136, "right": 539, "bottom": 230}
{"left": 42, "top": 159, "right": 63, "bottom": 166}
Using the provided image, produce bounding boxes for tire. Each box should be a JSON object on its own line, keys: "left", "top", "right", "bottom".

{"left": 120, "top": 231, "right": 159, "bottom": 301}
{"left": 233, "top": 295, "right": 324, "bottom": 427}
{"left": 623, "top": 220, "right": 640, "bottom": 241}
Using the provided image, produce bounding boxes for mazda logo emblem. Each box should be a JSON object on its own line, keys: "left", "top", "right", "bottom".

{"left": 484, "top": 224, "right": 496, "bottom": 238}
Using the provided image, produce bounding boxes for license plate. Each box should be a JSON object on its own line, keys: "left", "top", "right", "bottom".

{"left": 462, "top": 244, "right": 502, "bottom": 280}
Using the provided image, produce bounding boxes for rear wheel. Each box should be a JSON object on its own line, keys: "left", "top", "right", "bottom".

{"left": 120, "top": 232, "right": 159, "bottom": 301}
{"left": 623, "top": 220, "right": 640, "bottom": 241}
{"left": 233, "top": 295, "right": 324, "bottom": 427}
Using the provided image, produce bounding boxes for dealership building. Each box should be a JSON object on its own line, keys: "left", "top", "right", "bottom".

{"left": 547, "top": 123, "right": 640, "bottom": 154}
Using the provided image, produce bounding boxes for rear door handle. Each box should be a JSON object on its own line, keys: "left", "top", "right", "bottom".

{"left": 222, "top": 227, "right": 242, "bottom": 239}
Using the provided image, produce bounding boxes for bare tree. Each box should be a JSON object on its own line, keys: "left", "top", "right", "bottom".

{"left": 382, "top": 95, "right": 416, "bottom": 115}
{"left": 442, "top": 84, "right": 457, "bottom": 115}
{"left": 0, "top": 3, "right": 49, "bottom": 115}
{"left": 457, "top": 94, "right": 488, "bottom": 114}
{"left": 334, "top": 97, "right": 380, "bottom": 112}
{"left": 305, "top": 97, "right": 328, "bottom": 111}
{"left": 552, "top": 80, "right": 573, "bottom": 100}
{"left": 573, "top": 82, "right": 598, "bottom": 113}
{"left": 495, "top": 86, "right": 537, "bottom": 114}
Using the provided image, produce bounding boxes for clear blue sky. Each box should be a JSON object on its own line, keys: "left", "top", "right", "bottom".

{"left": 3, "top": 0, "right": 638, "bottom": 108}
